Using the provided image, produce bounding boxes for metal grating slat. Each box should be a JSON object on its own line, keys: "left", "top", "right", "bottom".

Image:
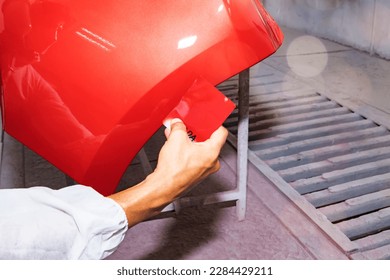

{"left": 248, "top": 92, "right": 325, "bottom": 108}
{"left": 255, "top": 123, "right": 382, "bottom": 160}
{"left": 293, "top": 158, "right": 390, "bottom": 193}
{"left": 319, "top": 189, "right": 390, "bottom": 222}
{"left": 250, "top": 107, "right": 351, "bottom": 132}
{"left": 228, "top": 105, "right": 350, "bottom": 131}
{"left": 336, "top": 207, "right": 390, "bottom": 240}
{"left": 353, "top": 229, "right": 390, "bottom": 253}
{"left": 303, "top": 173, "right": 390, "bottom": 207}
{"left": 248, "top": 113, "right": 363, "bottom": 142}
{"left": 248, "top": 87, "right": 319, "bottom": 99}
{"left": 279, "top": 147, "right": 390, "bottom": 182}
{"left": 250, "top": 120, "right": 378, "bottom": 151}
{"left": 266, "top": 134, "right": 390, "bottom": 170}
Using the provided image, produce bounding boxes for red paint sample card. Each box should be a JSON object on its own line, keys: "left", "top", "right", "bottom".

{"left": 164, "top": 78, "right": 236, "bottom": 142}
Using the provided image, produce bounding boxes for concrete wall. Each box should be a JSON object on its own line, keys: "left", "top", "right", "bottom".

{"left": 263, "top": 0, "right": 390, "bottom": 59}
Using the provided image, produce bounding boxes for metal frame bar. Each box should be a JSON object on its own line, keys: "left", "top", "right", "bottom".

{"left": 235, "top": 68, "right": 250, "bottom": 220}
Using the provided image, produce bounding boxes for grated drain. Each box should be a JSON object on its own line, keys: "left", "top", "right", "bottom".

{"left": 219, "top": 72, "right": 390, "bottom": 260}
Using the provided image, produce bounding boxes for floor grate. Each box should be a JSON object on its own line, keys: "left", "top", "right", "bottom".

{"left": 219, "top": 72, "right": 390, "bottom": 260}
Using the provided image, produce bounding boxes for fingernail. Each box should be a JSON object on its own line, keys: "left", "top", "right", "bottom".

{"left": 163, "top": 119, "right": 172, "bottom": 129}
{"left": 171, "top": 118, "right": 183, "bottom": 125}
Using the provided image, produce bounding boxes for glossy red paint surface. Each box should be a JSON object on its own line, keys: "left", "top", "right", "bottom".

{"left": 0, "top": 0, "right": 283, "bottom": 195}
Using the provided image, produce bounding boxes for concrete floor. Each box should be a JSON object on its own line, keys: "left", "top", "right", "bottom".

{"left": 1, "top": 26, "right": 389, "bottom": 259}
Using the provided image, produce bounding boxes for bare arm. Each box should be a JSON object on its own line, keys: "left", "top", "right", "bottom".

{"left": 108, "top": 118, "right": 228, "bottom": 228}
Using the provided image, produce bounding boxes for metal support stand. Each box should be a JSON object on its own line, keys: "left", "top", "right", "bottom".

{"left": 236, "top": 68, "right": 250, "bottom": 220}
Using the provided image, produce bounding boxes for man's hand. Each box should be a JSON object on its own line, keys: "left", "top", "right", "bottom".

{"left": 155, "top": 118, "right": 228, "bottom": 199}
{"left": 109, "top": 119, "right": 228, "bottom": 227}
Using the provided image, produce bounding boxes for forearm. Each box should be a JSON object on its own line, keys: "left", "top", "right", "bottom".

{"left": 108, "top": 172, "right": 179, "bottom": 228}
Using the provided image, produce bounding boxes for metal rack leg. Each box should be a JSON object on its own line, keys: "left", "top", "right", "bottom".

{"left": 137, "top": 148, "right": 153, "bottom": 175}
{"left": 236, "top": 69, "right": 250, "bottom": 221}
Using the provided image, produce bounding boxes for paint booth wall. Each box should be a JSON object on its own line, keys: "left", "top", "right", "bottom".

{"left": 263, "top": 0, "right": 390, "bottom": 59}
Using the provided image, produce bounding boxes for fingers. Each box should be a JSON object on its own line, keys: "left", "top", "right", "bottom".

{"left": 208, "top": 126, "right": 228, "bottom": 150}
{"left": 164, "top": 118, "right": 228, "bottom": 150}
{"left": 169, "top": 118, "right": 186, "bottom": 134}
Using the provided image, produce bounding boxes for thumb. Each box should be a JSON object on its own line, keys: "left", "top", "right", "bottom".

{"left": 164, "top": 118, "right": 186, "bottom": 139}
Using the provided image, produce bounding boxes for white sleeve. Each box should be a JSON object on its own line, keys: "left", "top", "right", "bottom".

{"left": 0, "top": 185, "right": 128, "bottom": 260}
